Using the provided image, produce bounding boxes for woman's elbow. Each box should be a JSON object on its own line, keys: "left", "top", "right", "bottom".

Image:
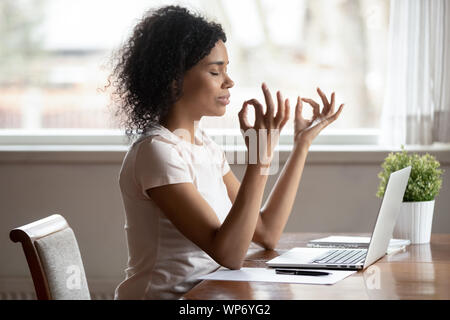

{"left": 224, "top": 262, "right": 243, "bottom": 270}
{"left": 258, "top": 237, "right": 278, "bottom": 251}
{"left": 264, "top": 243, "right": 276, "bottom": 251}
{"left": 218, "top": 257, "right": 244, "bottom": 270}
{"left": 212, "top": 251, "right": 244, "bottom": 270}
{"left": 262, "top": 242, "right": 276, "bottom": 251}
{"left": 253, "top": 230, "right": 278, "bottom": 251}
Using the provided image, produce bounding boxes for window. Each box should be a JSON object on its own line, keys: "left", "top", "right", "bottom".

{"left": 0, "top": 0, "right": 389, "bottom": 144}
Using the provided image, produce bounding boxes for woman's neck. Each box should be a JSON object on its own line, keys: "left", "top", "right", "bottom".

{"left": 161, "top": 114, "right": 200, "bottom": 145}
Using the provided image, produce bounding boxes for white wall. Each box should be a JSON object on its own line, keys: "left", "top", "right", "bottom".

{"left": 1, "top": 148, "right": 449, "bottom": 298}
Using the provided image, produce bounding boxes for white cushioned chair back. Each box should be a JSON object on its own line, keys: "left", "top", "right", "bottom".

{"left": 34, "top": 228, "right": 91, "bottom": 300}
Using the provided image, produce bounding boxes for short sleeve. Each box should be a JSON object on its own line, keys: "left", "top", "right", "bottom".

{"left": 134, "top": 138, "right": 193, "bottom": 199}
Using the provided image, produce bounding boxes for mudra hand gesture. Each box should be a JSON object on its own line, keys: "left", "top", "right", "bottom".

{"left": 293, "top": 87, "right": 344, "bottom": 147}
{"left": 238, "top": 83, "right": 289, "bottom": 167}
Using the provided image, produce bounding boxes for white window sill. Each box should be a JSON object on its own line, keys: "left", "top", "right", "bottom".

{"left": 0, "top": 144, "right": 449, "bottom": 164}
{"left": 0, "top": 128, "right": 379, "bottom": 145}
{"left": 1, "top": 128, "right": 449, "bottom": 164}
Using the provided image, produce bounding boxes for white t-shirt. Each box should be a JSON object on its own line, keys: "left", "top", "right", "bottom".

{"left": 114, "top": 124, "right": 232, "bottom": 300}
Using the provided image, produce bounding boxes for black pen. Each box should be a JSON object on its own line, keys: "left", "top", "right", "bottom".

{"left": 275, "top": 269, "right": 330, "bottom": 276}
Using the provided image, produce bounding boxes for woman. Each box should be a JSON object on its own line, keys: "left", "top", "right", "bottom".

{"left": 109, "top": 5, "right": 344, "bottom": 300}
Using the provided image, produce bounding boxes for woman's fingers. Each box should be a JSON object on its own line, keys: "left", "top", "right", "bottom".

{"left": 295, "top": 96, "right": 303, "bottom": 119}
{"left": 315, "top": 103, "right": 344, "bottom": 131}
{"left": 261, "top": 83, "right": 275, "bottom": 118}
{"left": 317, "top": 88, "right": 329, "bottom": 113}
{"left": 326, "top": 104, "right": 344, "bottom": 123}
{"left": 279, "top": 98, "right": 290, "bottom": 129}
{"left": 274, "top": 91, "right": 285, "bottom": 127}
{"left": 301, "top": 97, "right": 320, "bottom": 119}
{"left": 329, "top": 92, "right": 335, "bottom": 115}
{"left": 238, "top": 101, "right": 251, "bottom": 131}
{"left": 261, "top": 83, "right": 287, "bottom": 129}
{"left": 244, "top": 98, "right": 265, "bottom": 126}
{"left": 320, "top": 91, "right": 334, "bottom": 116}
{"left": 302, "top": 89, "right": 337, "bottom": 120}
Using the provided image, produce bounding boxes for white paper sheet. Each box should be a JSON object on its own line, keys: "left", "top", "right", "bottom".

{"left": 198, "top": 267, "right": 356, "bottom": 285}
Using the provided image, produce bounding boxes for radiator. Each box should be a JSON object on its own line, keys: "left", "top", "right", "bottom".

{"left": 0, "top": 277, "right": 117, "bottom": 300}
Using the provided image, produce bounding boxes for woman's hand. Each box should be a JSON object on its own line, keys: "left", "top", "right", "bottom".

{"left": 293, "top": 88, "right": 344, "bottom": 148}
{"left": 238, "top": 83, "right": 289, "bottom": 167}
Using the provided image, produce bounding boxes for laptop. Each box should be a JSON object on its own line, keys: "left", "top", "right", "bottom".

{"left": 267, "top": 166, "right": 411, "bottom": 271}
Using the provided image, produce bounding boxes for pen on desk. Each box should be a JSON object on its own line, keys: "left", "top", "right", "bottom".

{"left": 275, "top": 269, "right": 331, "bottom": 276}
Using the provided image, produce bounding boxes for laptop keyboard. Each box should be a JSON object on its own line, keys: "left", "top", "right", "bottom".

{"left": 312, "top": 249, "right": 367, "bottom": 265}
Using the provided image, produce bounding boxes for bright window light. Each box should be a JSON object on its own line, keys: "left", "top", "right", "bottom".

{"left": 0, "top": 0, "right": 390, "bottom": 135}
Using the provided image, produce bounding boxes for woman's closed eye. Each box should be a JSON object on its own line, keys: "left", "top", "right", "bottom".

{"left": 210, "top": 69, "right": 229, "bottom": 77}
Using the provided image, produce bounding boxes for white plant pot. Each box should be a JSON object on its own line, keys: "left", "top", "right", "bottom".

{"left": 393, "top": 200, "right": 435, "bottom": 244}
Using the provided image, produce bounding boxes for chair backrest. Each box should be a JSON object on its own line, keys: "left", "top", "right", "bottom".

{"left": 9, "top": 214, "right": 91, "bottom": 300}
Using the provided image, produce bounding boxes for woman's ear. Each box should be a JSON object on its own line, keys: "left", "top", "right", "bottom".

{"left": 171, "top": 79, "right": 177, "bottom": 95}
{"left": 171, "top": 79, "right": 182, "bottom": 97}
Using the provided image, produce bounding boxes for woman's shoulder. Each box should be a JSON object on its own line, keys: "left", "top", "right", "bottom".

{"left": 130, "top": 125, "right": 219, "bottom": 159}
{"left": 131, "top": 125, "right": 181, "bottom": 149}
{"left": 121, "top": 128, "right": 184, "bottom": 169}
{"left": 198, "top": 127, "right": 216, "bottom": 146}
{"left": 199, "top": 128, "right": 224, "bottom": 153}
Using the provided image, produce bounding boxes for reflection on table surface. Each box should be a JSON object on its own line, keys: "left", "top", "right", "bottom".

{"left": 183, "top": 233, "right": 450, "bottom": 300}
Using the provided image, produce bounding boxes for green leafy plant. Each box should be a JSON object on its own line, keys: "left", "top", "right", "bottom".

{"left": 377, "top": 146, "right": 444, "bottom": 202}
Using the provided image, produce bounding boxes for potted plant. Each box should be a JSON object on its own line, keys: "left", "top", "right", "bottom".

{"left": 377, "top": 146, "right": 444, "bottom": 244}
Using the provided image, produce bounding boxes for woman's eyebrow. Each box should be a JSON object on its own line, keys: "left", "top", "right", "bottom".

{"left": 207, "top": 61, "right": 229, "bottom": 66}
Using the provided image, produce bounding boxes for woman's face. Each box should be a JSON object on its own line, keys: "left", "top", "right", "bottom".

{"left": 179, "top": 40, "right": 234, "bottom": 118}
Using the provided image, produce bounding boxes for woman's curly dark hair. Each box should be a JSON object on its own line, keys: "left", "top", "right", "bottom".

{"left": 106, "top": 5, "right": 226, "bottom": 143}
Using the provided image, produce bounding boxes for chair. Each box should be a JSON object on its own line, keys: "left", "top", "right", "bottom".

{"left": 9, "top": 214, "right": 91, "bottom": 300}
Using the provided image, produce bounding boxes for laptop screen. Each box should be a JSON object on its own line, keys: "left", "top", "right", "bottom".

{"left": 363, "top": 166, "right": 411, "bottom": 269}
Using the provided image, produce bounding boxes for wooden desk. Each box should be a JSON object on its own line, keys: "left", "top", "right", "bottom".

{"left": 183, "top": 233, "right": 450, "bottom": 300}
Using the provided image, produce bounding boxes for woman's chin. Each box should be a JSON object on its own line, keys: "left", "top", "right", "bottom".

{"left": 218, "top": 106, "right": 227, "bottom": 116}
{"left": 211, "top": 104, "right": 227, "bottom": 116}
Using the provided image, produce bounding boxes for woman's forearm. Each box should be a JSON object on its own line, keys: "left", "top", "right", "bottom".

{"left": 260, "top": 143, "right": 309, "bottom": 248}
{"left": 213, "top": 164, "right": 269, "bottom": 269}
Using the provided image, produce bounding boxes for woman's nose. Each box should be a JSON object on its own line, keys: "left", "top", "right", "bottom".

{"left": 223, "top": 74, "right": 234, "bottom": 89}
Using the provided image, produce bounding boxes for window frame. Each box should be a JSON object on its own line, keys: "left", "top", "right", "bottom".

{"left": 1, "top": 129, "right": 449, "bottom": 166}
{"left": 0, "top": 128, "right": 380, "bottom": 146}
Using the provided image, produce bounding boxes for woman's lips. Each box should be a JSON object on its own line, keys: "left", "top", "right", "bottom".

{"left": 218, "top": 95, "right": 230, "bottom": 105}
